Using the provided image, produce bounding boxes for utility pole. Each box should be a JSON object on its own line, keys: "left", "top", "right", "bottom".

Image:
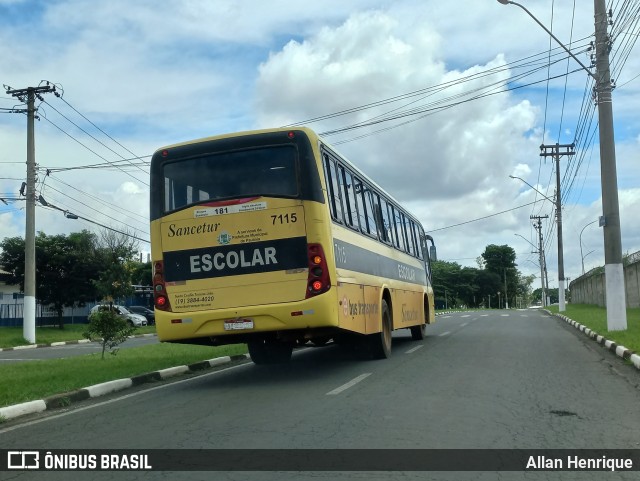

{"left": 594, "top": 0, "right": 626, "bottom": 330}
{"left": 531, "top": 215, "right": 549, "bottom": 307}
{"left": 5, "top": 83, "right": 56, "bottom": 344}
{"left": 504, "top": 268, "right": 509, "bottom": 309}
{"left": 540, "top": 143, "right": 575, "bottom": 312}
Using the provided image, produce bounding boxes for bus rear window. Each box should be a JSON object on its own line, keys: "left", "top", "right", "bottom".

{"left": 163, "top": 146, "right": 298, "bottom": 213}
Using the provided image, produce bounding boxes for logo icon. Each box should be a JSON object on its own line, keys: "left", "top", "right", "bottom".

{"left": 217, "top": 231, "right": 232, "bottom": 245}
{"left": 8, "top": 451, "right": 39, "bottom": 470}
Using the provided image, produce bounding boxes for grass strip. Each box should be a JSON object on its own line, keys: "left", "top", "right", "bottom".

{"left": 0, "top": 325, "right": 157, "bottom": 348}
{"left": 1, "top": 343, "right": 247, "bottom": 408}
{"left": 547, "top": 304, "right": 640, "bottom": 353}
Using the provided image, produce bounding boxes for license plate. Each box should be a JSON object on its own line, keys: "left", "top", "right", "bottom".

{"left": 223, "top": 318, "right": 254, "bottom": 331}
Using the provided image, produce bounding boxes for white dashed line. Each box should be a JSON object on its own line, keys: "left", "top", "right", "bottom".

{"left": 405, "top": 345, "right": 423, "bottom": 354}
{"left": 438, "top": 331, "right": 451, "bottom": 337}
{"left": 326, "top": 373, "right": 372, "bottom": 396}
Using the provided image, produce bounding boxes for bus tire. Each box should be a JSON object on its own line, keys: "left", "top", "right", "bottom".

{"left": 248, "top": 340, "right": 293, "bottom": 365}
{"left": 368, "top": 300, "right": 392, "bottom": 359}
{"left": 410, "top": 323, "right": 426, "bottom": 340}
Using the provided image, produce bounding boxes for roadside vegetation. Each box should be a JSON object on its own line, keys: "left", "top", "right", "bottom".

{"left": 546, "top": 303, "right": 640, "bottom": 354}
{"left": 0, "top": 324, "right": 156, "bottom": 349}
{"left": 0, "top": 342, "right": 248, "bottom": 408}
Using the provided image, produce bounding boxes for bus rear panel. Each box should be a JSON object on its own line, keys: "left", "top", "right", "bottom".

{"left": 150, "top": 129, "right": 338, "bottom": 348}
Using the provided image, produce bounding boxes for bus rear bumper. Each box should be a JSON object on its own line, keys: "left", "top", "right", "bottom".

{"left": 155, "top": 293, "right": 338, "bottom": 345}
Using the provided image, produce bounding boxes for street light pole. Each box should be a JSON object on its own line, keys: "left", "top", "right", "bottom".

{"left": 580, "top": 220, "right": 598, "bottom": 275}
{"left": 498, "top": 0, "right": 627, "bottom": 330}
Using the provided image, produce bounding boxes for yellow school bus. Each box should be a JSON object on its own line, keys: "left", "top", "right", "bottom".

{"left": 150, "top": 127, "right": 436, "bottom": 363}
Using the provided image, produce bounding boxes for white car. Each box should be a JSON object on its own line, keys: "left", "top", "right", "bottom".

{"left": 89, "top": 304, "right": 148, "bottom": 327}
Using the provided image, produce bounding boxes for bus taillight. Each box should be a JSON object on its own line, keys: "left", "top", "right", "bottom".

{"left": 153, "top": 260, "right": 171, "bottom": 310}
{"left": 306, "top": 243, "right": 330, "bottom": 298}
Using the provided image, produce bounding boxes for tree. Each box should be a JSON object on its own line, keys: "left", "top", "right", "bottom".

{"left": 481, "top": 244, "right": 518, "bottom": 308}
{"left": 84, "top": 308, "right": 135, "bottom": 359}
{"left": 93, "top": 229, "right": 139, "bottom": 302}
{"left": 475, "top": 269, "right": 502, "bottom": 307}
{"left": 130, "top": 261, "right": 152, "bottom": 286}
{"left": 0, "top": 231, "right": 102, "bottom": 328}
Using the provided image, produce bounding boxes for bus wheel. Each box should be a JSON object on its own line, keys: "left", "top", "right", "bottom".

{"left": 368, "top": 300, "right": 392, "bottom": 359}
{"left": 248, "top": 340, "right": 293, "bottom": 365}
{"left": 410, "top": 323, "right": 426, "bottom": 340}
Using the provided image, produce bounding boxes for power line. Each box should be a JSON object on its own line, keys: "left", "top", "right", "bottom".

{"left": 37, "top": 111, "right": 149, "bottom": 186}
{"left": 427, "top": 200, "right": 546, "bottom": 233}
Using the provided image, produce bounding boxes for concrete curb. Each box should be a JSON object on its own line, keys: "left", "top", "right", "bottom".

{"left": 0, "top": 333, "right": 157, "bottom": 352}
{"left": 547, "top": 310, "right": 639, "bottom": 371}
{"left": 0, "top": 353, "right": 250, "bottom": 422}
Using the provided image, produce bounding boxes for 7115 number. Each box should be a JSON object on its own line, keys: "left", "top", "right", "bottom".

{"left": 271, "top": 213, "right": 298, "bottom": 225}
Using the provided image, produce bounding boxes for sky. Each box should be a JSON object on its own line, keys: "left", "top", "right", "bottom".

{"left": 1, "top": 0, "right": 639, "bottom": 295}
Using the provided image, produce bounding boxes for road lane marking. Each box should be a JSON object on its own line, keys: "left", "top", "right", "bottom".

{"left": 0, "top": 361, "right": 254, "bottom": 434}
{"left": 438, "top": 331, "right": 451, "bottom": 337}
{"left": 461, "top": 322, "right": 468, "bottom": 327}
{"left": 405, "top": 345, "right": 423, "bottom": 354}
{"left": 460, "top": 315, "right": 470, "bottom": 318}
{"left": 326, "top": 373, "right": 372, "bottom": 396}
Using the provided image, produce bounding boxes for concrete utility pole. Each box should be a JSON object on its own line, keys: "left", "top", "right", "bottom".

{"left": 5, "top": 83, "right": 56, "bottom": 344}
{"left": 504, "top": 268, "right": 509, "bottom": 309}
{"left": 497, "top": 0, "right": 627, "bottom": 330}
{"left": 540, "top": 143, "right": 575, "bottom": 313}
{"left": 594, "top": 0, "right": 627, "bottom": 330}
{"left": 531, "top": 215, "right": 549, "bottom": 307}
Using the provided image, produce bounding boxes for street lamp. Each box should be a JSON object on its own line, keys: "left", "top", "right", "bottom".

{"left": 580, "top": 220, "right": 598, "bottom": 275}
{"left": 498, "top": 0, "right": 626, "bottom": 330}
{"left": 509, "top": 176, "right": 554, "bottom": 204}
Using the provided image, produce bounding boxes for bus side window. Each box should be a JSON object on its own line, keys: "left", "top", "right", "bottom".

{"left": 405, "top": 217, "right": 416, "bottom": 256}
{"left": 408, "top": 221, "right": 419, "bottom": 258}
{"left": 411, "top": 223, "right": 423, "bottom": 259}
{"left": 341, "top": 169, "right": 357, "bottom": 229}
{"left": 353, "top": 177, "right": 368, "bottom": 234}
{"left": 394, "top": 208, "right": 406, "bottom": 252}
{"left": 329, "top": 160, "right": 344, "bottom": 223}
{"left": 386, "top": 202, "right": 397, "bottom": 247}
{"left": 378, "top": 197, "right": 392, "bottom": 244}
{"left": 398, "top": 212, "right": 409, "bottom": 252}
{"left": 363, "top": 189, "right": 379, "bottom": 239}
{"left": 323, "top": 154, "right": 343, "bottom": 223}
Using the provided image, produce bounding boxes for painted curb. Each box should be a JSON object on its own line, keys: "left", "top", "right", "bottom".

{"left": 0, "top": 333, "right": 156, "bottom": 352}
{"left": 547, "top": 310, "right": 639, "bottom": 371}
{"left": 0, "top": 400, "right": 47, "bottom": 420}
{"left": 0, "top": 353, "right": 250, "bottom": 422}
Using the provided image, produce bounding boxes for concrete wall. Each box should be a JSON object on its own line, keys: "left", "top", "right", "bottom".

{"left": 570, "top": 254, "right": 640, "bottom": 308}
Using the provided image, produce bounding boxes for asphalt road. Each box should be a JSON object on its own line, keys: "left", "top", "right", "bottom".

{"left": 1, "top": 309, "right": 639, "bottom": 481}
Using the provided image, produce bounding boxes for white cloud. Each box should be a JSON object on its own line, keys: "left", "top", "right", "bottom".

{"left": 1, "top": 0, "right": 639, "bottom": 285}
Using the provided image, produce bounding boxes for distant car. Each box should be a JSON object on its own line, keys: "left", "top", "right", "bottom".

{"left": 89, "top": 304, "right": 147, "bottom": 327}
{"left": 127, "top": 306, "right": 155, "bottom": 325}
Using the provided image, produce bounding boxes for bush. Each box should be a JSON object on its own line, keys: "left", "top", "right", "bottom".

{"left": 83, "top": 308, "right": 136, "bottom": 360}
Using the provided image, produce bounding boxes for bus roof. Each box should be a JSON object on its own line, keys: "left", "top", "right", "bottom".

{"left": 153, "top": 126, "right": 425, "bottom": 231}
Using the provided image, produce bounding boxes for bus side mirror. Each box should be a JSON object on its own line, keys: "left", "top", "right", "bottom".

{"left": 429, "top": 245, "right": 437, "bottom": 262}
